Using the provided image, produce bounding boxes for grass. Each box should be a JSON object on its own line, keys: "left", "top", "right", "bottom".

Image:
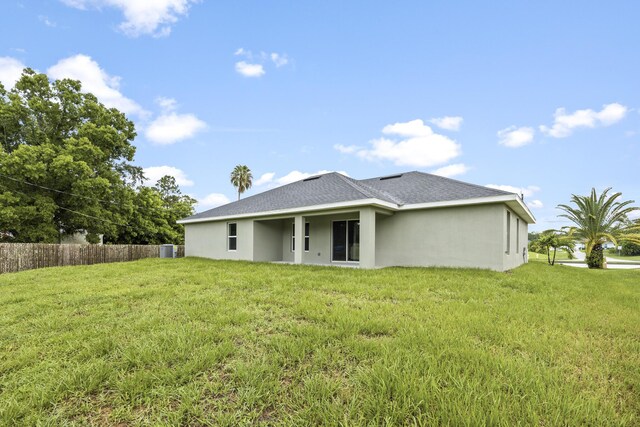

{"left": 1, "top": 259, "right": 638, "bottom": 426}
{"left": 528, "top": 250, "right": 574, "bottom": 262}
{"left": 606, "top": 250, "right": 640, "bottom": 261}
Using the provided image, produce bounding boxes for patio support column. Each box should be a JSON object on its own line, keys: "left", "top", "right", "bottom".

{"left": 359, "top": 207, "right": 376, "bottom": 268}
{"left": 294, "top": 215, "right": 304, "bottom": 264}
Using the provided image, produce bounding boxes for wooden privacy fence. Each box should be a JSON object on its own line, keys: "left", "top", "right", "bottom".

{"left": 0, "top": 244, "right": 185, "bottom": 274}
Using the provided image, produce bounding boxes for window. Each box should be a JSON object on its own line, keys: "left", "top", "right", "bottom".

{"left": 304, "top": 222, "right": 310, "bottom": 252}
{"left": 506, "top": 211, "right": 511, "bottom": 254}
{"left": 332, "top": 220, "right": 360, "bottom": 262}
{"left": 228, "top": 223, "right": 237, "bottom": 251}
{"left": 516, "top": 218, "right": 520, "bottom": 253}
{"left": 291, "top": 222, "right": 310, "bottom": 252}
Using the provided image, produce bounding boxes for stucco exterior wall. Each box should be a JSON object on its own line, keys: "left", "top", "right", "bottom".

{"left": 375, "top": 204, "right": 512, "bottom": 271}
{"left": 184, "top": 219, "right": 253, "bottom": 261}
{"left": 502, "top": 207, "right": 529, "bottom": 270}
{"left": 183, "top": 203, "right": 529, "bottom": 271}
{"left": 253, "top": 220, "right": 284, "bottom": 262}
{"left": 280, "top": 213, "right": 360, "bottom": 265}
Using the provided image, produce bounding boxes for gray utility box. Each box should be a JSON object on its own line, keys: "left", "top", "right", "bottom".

{"left": 160, "top": 244, "right": 176, "bottom": 258}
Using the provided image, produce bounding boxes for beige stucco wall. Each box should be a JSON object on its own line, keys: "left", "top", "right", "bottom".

{"left": 375, "top": 203, "right": 523, "bottom": 271}
{"left": 184, "top": 219, "right": 253, "bottom": 261}
{"left": 502, "top": 207, "right": 529, "bottom": 270}
{"left": 183, "top": 203, "right": 529, "bottom": 271}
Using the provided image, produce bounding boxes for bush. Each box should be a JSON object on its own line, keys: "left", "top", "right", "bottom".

{"left": 621, "top": 241, "right": 640, "bottom": 256}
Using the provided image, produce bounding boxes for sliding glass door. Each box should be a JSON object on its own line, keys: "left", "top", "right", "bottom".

{"left": 332, "top": 220, "right": 360, "bottom": 262}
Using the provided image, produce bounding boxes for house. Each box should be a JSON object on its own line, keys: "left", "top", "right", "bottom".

{"left": 178, "top": 171, "right": 535, "bottom": 271}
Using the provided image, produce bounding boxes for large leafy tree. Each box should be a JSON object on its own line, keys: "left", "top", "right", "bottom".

{"left": 230, "top": 164, "right": 252, "bottom": 200}
{"left": 0, "top": 69, "right": 142, "bottom": 242}
{"left": 557, "top": 188, "right": 640, "bottom": 268}
{"left": 103, "top": 176, "right": 196, "bottom": 245}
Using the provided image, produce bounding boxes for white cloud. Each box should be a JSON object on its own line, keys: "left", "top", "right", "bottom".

{"left": 334, "top": 144, "right": 360, "bottom": 154}
{"left": 431, "top": 163, "right": 469, "bottom": 178}
{"left": 270, "top": 53, "right": 289, "bottom": 67}
{"left": 156, "top": 96, "right": 177, "bottom": 111}
{"left": 235, "top": 61, "right": 265, "bottom": 78}
{"left": 47, "top": 54, "right": 147, "bottom": 117}
{"left": 38, "top": 15, "right": 57, "bottom": 27}
{"left": 497, "top": 126, "right": 535, "bottom": 148}
{"left": 198, "top": 193, "right": 231, "bottom": 210}
{"left": 143, "top": 166, "right": 194, "bottom": 187}
{"left": 429, "top": 116, "right": 463, "bottom": 131}
{"left": 0, "top": 57, "right": 26, "bottom": 89}
{"left": 486, "top": 184, "right": 540, "bottom": 198}
{"left": 254, "top": 172, "right": 276, "bottom": 186}
{"left": 60, "top": 0, "right": 199, "bottom": 37}
{"left": 352, "top": 119, "right": 461, "bottom": 167}
{"left": 145, "top": 112, "right": 206, "bottom": 145}
{"left": 540, "top": 103, "right": 628, "bottom": 138}
{"left": 527, "top": 200, "right": 544, "bottom": 209}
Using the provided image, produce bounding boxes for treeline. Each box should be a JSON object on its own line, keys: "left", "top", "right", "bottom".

{"left": 0, "top": 69, "right": 195, "bottom": 244}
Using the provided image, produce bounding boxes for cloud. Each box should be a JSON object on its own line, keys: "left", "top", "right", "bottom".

{"left": 486, "top": 184, "right": 540, "bottom": 198}
{"left": 430, "top": 116, "right": 463, "bottom": 131}
{"left": 38, "top": 15, "right": 57, "bottom": 27}
{"left": 47, "top": 54, "right": 147, "bottom": 117}
{"left": 497, "top": 126, "right": 535, "bottom": 148}
{"left": 527, "top": 200, "right": 544, "bottom": 209}
{"left": 431, "top": 163, "right": 469, "bottom": 178}
{"left": 156, "top": 96, "right": 177, "bottom": 111}
{"left": 540, "top": 103, "right": 628, "bottom": 138}
{"left": 145, "top": 112, "right": 206, "bottom": 145}
{"left": 197, "top": 193, "right": 231, "bottom": 210}
{"left": 60, "top": 0, "right": 199, "bottom": 37}
{"left": 235, "top": 61, "right": 265, "bottom": 78}
{"left": 349, "top": 119, "right": 461, "bottom": 167}
{"left": 254, "top": 172, "right": 276, "bottom": 186}
{"left": 270, "top": 53, "right": 289, "bottom": 67}
{"left": 233, "top": 49, "right": 290, "bottom": 76}
{"left": 334, "top": 144, "right": 360, "bottom": 154}
{"left": 0, "top": 57, "right": 26, "bottom": 89}
{"left": 143, "top": 166, "right": 194, "bottom": 187}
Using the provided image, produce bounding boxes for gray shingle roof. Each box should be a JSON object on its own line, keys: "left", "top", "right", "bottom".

{"left": 182, "top": 171, "right": 514, "bottom": 221}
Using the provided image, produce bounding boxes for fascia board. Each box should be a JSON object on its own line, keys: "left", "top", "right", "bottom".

{"left": 177, "top": 199, "right": 398, "bottom": 224}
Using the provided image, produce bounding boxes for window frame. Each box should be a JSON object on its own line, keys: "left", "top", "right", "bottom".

{"left": 227, "top": 222, "right": 237, "bottom": 252}
{"left": 291, "top": 222, "right": 310, "bottom": 252}
{"left": 505, "top": 211, "right": 511, "bottom": 254}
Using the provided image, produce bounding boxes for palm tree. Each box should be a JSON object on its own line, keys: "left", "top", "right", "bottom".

{"left": 230, "top": 165, "right": 253, "bottom": 201}
{"left": 536, "top": 229, "right": 575, "bottom": 266}
{"left": 557, "top": 188, "right": 640, "bottom": 268}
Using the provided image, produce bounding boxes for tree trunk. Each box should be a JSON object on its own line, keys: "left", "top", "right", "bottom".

{"left": 586, "top": 243, "right": 604, "bottom": 269}
{"left": 551, "top": 247, "right": 557, "bottom": 266}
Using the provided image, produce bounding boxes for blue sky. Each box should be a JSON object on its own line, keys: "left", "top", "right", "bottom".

{"left": 1, "top": 1, "right": 639, "bottom": 231}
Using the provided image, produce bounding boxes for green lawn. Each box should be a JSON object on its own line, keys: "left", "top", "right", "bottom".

{"left": 528, "top": 250, "right": 574, "bottom": 262}
{"left": 1, "top": 259, "right": 638, "bottom": 426}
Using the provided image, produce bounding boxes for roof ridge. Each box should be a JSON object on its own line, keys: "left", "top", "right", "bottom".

{"left": 334, "top": 173, "right": 379, "bottom": 199}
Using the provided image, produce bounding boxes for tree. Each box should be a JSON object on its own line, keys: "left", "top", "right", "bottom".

{"left": 557, "top": 188, "right": 640, "bottom": 269}
{"left": 230, "top": 165, "right": 252, "bottom": 200}
{"left": 535, "top": 229, "right": 575, "bottom": 266}
{"left": 0, "top": 69, "right": 142, "bottom": 242}
{"left": 103, "top": 176, "right": 196, "bottom": 245}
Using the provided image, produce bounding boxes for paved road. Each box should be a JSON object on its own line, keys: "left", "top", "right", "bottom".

{"left": 558, "top": 250, "right": 640, "bottom": 269}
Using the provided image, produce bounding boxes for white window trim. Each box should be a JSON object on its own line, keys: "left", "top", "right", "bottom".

{"left": 505, "top": 211, "right": 511, "bottom": 254}
{"left": 291, "top": 222, "right": 310, "bottom": 252}
{"left": 228, "top": 222, "right": 237, "bottom": 252}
